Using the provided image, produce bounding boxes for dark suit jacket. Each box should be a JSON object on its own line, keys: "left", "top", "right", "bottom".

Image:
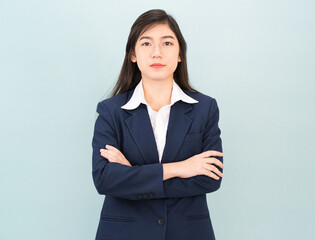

{"left": 91, "top": 88, "right": 223, "bottom": 240}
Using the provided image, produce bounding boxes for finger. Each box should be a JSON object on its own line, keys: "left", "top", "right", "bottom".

{"left": 100, "top": 149, "right": 107, "bottom": 157}
{"left": 202, "top": 169, "right": 220, "bottom": 180}
{"left": 101, "top": 149, "right": 113, "bottom": 156}
{"left": 106, "top": 145, "right": 126, "bottom": 159}
{"left": 203, "top": 164, "right": 224, "bottom": 177}
{"left": 201, "top": 150, "right": 223, "bottom": 158}
{"left": 105, "top": 150, "right": 121, "bottom": 162}
{"left": 106, "top": 145, "right": 120, "bottom": 153}
{"left": 104, "top": 148, "right": 121, "bottom": 160}
{"left": 100, "top": 149, "right": 111, "bottom": 160}
{"left": 106, "top": 145, "right": 126, "bottom": 162}
{"left": 206, "top": 157, "right": 224, "bottom": 169}
{"left": 100, "top": 149, "right": 118, "bottom": 162}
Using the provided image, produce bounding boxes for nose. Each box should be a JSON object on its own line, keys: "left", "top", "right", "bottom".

{"left": 151, "top": 44, "right": 162, "bottom": 58}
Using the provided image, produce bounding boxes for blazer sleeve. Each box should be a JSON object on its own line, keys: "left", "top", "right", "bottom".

{"left": 163, "top": 98, "right": 224, "bottom": 198}
{"left": 92, "top": 101, "right": 165, "bottom": 200}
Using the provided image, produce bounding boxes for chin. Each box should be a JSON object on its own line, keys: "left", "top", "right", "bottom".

{"left": 143, "top": 73, "right": 173, "bottom": 81}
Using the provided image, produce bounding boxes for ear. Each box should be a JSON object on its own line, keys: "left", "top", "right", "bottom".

{"left": 178, "top": 55, "right": 181, "bottom": 62}
{"left": 131, "top": 52, "right": 137, "bottom": 63}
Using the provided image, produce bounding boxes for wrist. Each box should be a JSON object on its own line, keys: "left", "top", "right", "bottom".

{"left": 162, "top": 162, "right": 182, "bottom": 181}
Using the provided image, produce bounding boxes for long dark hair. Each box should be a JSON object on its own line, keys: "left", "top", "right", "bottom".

{"left": 109, "top": 9, "right": 199, "bottom": 98}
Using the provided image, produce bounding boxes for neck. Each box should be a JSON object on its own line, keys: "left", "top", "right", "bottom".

{"left": 142, "top": 77, "right": 173, "bottom": 107}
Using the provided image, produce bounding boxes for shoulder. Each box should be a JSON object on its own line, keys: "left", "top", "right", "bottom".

{"left": 96, "top": 90, "right": 134, "bottom": 114}
{"left": 183, "top": 90, "right": 215, "bottom": 101}
{"left": 183, "top": 90, "right": 221, "bottom": 123}
{"left": 183, "top": 90, "right": 218, "bottom": 109}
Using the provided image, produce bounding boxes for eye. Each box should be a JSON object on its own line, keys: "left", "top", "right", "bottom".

{"left": 164, "top": 42, "right": 173, "bottom": 46}
{"left": 141, "top": 42, "right": 150, "bottom": 46}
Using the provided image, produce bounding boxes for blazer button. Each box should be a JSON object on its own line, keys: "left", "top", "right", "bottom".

{"left": 137, "top": 194, "right": 142, "bottom": 199}
{"left": 157, "top": 218, "right": 165, "bottom": 225}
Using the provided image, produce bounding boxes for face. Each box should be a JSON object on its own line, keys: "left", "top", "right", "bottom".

{"left": 131, "top": 23, "right": 181, "bottom": 82}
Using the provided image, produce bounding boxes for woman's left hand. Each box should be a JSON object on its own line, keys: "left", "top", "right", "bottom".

{"left": 100, "top": 145, "right": 132, "bottom": 167}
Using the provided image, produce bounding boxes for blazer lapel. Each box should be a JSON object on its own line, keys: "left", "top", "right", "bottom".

{"left": 123, "top": 89, "right": 193, "bottom": 165}
{"left": 125, "top": 103, "right": 159, "bottom": 164}
{"left": 161, "top": 101, "right": 192, "bottom": 163}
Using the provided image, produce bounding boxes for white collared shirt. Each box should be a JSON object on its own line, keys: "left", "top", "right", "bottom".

{"left": 121, "top": 79, "right": 198, "bottom": 163}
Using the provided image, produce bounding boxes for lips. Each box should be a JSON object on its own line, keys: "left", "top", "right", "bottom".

{"left": 150, "top": 63, "right": 165, "bottom": 68}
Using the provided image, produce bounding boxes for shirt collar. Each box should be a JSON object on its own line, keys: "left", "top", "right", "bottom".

{"left": 121, "top": 79, "right": 198, "bottom": 110}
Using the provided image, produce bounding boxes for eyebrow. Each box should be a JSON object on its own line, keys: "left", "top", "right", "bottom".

{"left": 139, "top": 35, "right": 175, "bottom": 41}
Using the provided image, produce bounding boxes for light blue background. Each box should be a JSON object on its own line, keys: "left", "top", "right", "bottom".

{"left": 1, "top": 0, "right": 314, "bottom": 239}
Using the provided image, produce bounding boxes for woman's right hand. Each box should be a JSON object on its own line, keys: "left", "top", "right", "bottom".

{"left": 177, "top": 150, "right": 224, "bottom": 180}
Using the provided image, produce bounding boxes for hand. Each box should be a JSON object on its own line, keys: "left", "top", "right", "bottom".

{"left": 100, "top": 145, "right": 132, "bottom": 167}
{"left": 178, "top": 150, "right": 224, "bottom": 180}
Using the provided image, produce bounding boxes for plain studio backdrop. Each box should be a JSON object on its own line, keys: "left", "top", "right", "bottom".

{"left": 0, "top": 0, "right": 314, "bottom": 239}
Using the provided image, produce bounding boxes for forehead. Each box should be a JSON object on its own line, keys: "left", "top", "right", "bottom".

{"left": 138, "top": 23, "right": 176, "bottom": 40}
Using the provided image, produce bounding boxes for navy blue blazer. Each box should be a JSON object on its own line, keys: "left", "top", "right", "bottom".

{"left": 91, "top": 88, "right": 223, "bottom": 240}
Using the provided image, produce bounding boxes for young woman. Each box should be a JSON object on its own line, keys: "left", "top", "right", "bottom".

{"left": 92, "top": 9, "right": 224, "bottom": 240}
